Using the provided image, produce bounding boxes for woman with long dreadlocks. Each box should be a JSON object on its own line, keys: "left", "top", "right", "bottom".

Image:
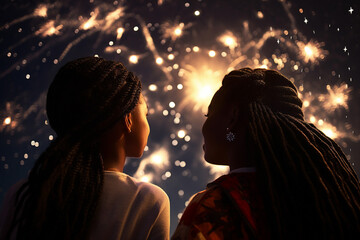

{"left": 172, "top": 68, "right": 360, "bottom": 240}
{"left": 0, "top": 57, "right": 170, "bottom": 240}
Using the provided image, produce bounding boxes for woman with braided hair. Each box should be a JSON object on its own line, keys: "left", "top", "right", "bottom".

{"left": 0, "top": 57, "right": 170, "bottom": 240}
{"left": 172, "top": 68, "right": 360, "bottom": 240}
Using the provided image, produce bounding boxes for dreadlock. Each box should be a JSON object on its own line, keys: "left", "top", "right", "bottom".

{"left": 7, "top": 57, "right": 142, "bottom": 240}
{"left": 220, "top": 68, "right": 360, "bottom": 239}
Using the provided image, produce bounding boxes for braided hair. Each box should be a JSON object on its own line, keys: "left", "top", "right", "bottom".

{"left": 7, "top": 57, "right": 142, "bottom": 240}
{"left": 219, "top": 68, "right": 360, "bottom": 239}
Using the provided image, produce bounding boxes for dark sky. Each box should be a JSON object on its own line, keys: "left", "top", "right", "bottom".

{"left": 1, "top": 0, "right": 359, "bottom": 234}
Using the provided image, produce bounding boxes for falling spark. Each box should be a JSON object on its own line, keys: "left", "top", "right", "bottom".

{"left": 80, "top": 8, "right": 100, "bottom": 30}
{"left": 34, "top": 4, "right": 48, "bottom": 17}
{"left": 135, "top": 15, "right": 173, "bottom": 80}
{"left": 116, "top": 27, "right": 125, "bottom": 39}
{"left": 0, "top": 4, "right": 48, "bottom": 31}
{"left": 59, "top": 31, "right": 95, "bottom": 61}
{"left": 104, "top": 7, "right": 125, "bottom": 31}
{"left": 35, "top": 21, "right": 63, "bottom": 37}
{"left": 257, "top": 11, "right": 264, "bottom": 19}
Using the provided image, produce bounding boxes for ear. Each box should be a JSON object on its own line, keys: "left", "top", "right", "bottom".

{"left": 124, "top": 113, "right": 133, "bottom": 133}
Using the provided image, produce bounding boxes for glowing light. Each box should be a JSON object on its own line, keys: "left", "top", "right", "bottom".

{"left": 133, "top": 148, "right": 170, "bottom": 183}
{"left": 116, "top": 27, "right": 124, "bottom": 39}
{"left": 129, "top": 55, "right": 139, "bottom": 64}
{"left": 161, "top": 22, "right": 191, "bottom": 41}
{"left": 303, "top": 100, "right": 310, "bottom": 108}
{"left": 208, "top": 50, "right": 216, "bottom": 57}
{"left": 217, "top": 31, "right": 238, "bottom": 51}
{"left": 181, "top": 66, "right": 222, "bottom": 113}
{"left": 320, "top": 127, "right": 337, "bottom": 139}
{"left": 34, "top": 4, "right": 48, "bottom": 17}
{"left": 149, "top": 84, "right": 158, "bottom": 91}
{"left": 194, "top": 10, "right": 200, "bottom": 16}
{"left": 259, "top": 64, "right": 268, "bottom": 69}
{"left": 318, "top": 83, "right": 350, "bottom": 111}
{"left": 104, "top": 7, "right": 125, "bottom": 30}
{"left": 3, "top": 117, "right": 11, "bottom": 125}
{"left": 178, "top": 190, "right": 184, "bottom": 196}
{"left": 257, "top": 11, "right": 264, "bottom": 19}
{"left": 156, "top": 57, "right": 164, "bottom": 65}
{"left": 35, "top": 21, "right": 63, "bottom": 37}
{"left": 193, "top": 46, "right": 200, "bottom": 52}
{"left": 297, "top": 40, "right": 327, "bottom": 64}
{"left": 177, "top": 130, "right": 186, "bottom": 138}
{"left": 168, "top": 54, "right": 175, "bottom": 60}
{"left": 80, "top": 8, "right": 100, "bottom": 30}
{"left": 174, "top": 25, "right": 183, "bottom": 36}
{"left": 169, "top": 102, "right": 176, "bottom": 108}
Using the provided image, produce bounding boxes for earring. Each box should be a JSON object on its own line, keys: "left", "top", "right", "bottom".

{"left": 226, "top": 128, "right": 235, "bottom": 142}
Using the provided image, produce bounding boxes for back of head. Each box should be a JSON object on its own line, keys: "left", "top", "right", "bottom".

{"left": 218, "top": 68, "right": 360, "bottom": 239}
{"left": 8, "top": 57, "right": 141, "bottom": 240}
{"left": 46, "top": 56, "right": 141, "bottom": 138}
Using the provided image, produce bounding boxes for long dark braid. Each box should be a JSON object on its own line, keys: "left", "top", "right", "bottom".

{"left": 7, "top": 57, "right": 141, "bottom": 240}
{"left": 221, "top": 68, "right": 360, "bottom": 239}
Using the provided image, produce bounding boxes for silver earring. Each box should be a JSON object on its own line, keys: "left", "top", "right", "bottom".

{"left": 226, "top": 128, "right": 235, "bottom": 142}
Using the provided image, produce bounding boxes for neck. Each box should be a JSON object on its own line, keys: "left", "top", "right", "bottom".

{"left": 100, "top": 135, "right": 126, "bottom": 172}
{"left": 102, "top": 150, "right": 126, "bottom": 172}
{"left": 227, "top": 143, "right": 254, "bottom": 172}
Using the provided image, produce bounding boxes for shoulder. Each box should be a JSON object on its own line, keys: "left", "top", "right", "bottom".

{"left": 133, "top": 178, "right": 170, "bottom": 206}
{"left": 104, "top": 171, "right": 169, "bottom": 205}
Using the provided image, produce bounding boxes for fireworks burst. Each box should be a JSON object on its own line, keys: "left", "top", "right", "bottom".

{"left": 1, "top": 0, "right": 359, "bottom": 233}
{"left": 297, "top": 40, "right": 328, "bottom": 64}
{"left": 318, "top": 83, "right": 351, "bottom": 111}
{"left": 180, "top": 64, "right": 223, "bottom": 113}
{"left": 161, "top": 22, "right": 191, "bottom": 41}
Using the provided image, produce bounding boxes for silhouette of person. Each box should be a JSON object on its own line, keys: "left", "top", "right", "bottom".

{"left": 172, "top": 68, "right": 360, "bottom": 240}
{"left": 0, "top": 57, "right": 170, "bottom": 240}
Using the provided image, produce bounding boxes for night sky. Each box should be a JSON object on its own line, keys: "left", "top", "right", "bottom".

{"left": 1, "top": 0, "right": 359, "bottom": 234}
